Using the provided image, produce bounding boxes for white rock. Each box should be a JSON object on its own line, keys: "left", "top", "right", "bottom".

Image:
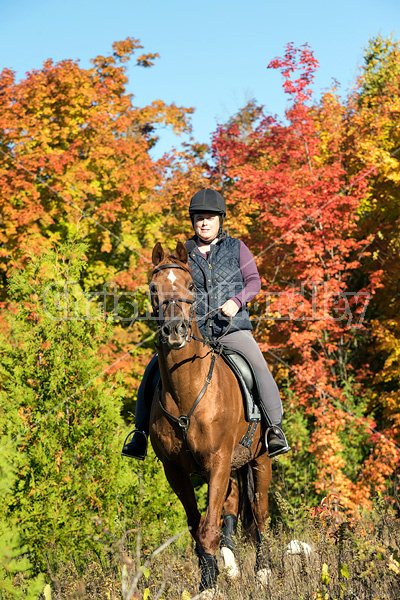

{"left": 196, "top": 587, "right": 219, "bottom": 600}
{"left": 256, "top": 568, "right": 272, "bottom": 587}
{"left": 286, "top": 540, "right": 313, "bottom": 555}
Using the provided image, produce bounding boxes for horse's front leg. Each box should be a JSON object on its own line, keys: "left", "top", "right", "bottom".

{"left": 194, "top": 456, "right": 232, "bottom": 591}
{"left": 161, "top": 459, "right": 202, "bottom": 540}
{"left": 161, "top": 458, "right": 219, "bottom": 593}
{"left": 199, "top": 456, "right": 232, "bottom": 552}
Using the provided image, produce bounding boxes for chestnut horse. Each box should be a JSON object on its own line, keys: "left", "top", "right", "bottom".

{"left": 148, "top": 241, "right": 272, "bottom": 593}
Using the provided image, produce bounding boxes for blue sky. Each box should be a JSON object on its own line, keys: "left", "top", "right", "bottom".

{"left": 1, "top": 0, "right": 399, "bottom": 156}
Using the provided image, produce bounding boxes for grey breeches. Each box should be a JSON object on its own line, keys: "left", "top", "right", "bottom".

{"left": 221, "top": 330, "right": 283, "bottom": 425}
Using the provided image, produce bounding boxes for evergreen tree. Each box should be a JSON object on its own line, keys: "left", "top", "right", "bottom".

{"left": 0, "top": 444, "right": 44, "bottom": 599}
{"left": 0, "top": 240, "right": 186, "bottom": 578}
{"left": 0, "top": 240, "right": 125, "bottom": 567}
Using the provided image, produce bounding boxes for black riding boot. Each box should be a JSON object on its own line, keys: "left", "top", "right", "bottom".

{"left": 255, "top": 391, "right": 291, "bottom": 458}
{"left": 266, "top": 422, "right": 291, "bottom": 458}
{"left": 121, "top": 354, "right": 160, "bottom": 460}
{"left": 121, "top": 429, "right": 148, "bottom": 460}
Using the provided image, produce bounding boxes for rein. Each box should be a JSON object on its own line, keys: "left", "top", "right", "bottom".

{"left": 151, "top": 260, "right": 231, "bottom": 440}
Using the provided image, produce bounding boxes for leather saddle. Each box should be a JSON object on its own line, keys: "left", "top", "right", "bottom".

{"left": 143, "top": 349, "right": 262, "bottom": 424}
{"left": 220, "top": 346, "right": 261, "bottom": 423}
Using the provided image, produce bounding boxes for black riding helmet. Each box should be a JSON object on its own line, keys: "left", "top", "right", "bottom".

{"left": 189, "top": 188, "right": 226, "bottom": 217}
{"left": 189, "top": 189, "right": 226, "bottom": 241}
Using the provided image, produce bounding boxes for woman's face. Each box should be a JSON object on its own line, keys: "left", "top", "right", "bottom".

{"left": 194, "top": 213, "right": 220, "bottom": 243}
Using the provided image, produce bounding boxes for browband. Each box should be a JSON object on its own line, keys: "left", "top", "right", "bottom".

{"left": 152, "top": 262, "right": 191, "bottom": 276}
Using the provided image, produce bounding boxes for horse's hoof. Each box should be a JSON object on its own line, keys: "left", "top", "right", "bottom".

{"left": 220, "top": 546, "right": 240, "bottom": 578}
{"left": 256, "top": 568, "right": 272, "bottom": 588}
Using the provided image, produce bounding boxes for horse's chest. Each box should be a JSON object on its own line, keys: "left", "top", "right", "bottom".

{"left": 151, "top": 406, "right": 185, "bottom": 457}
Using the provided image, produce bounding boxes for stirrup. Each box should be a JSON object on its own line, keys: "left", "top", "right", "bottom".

{"left": 121, "top": 429, "right": 148, "bottom": 460}
{"left": 265, "top": 425, "right": 291, "bottom": 459}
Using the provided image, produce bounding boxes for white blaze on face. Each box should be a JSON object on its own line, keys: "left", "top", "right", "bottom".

{"left": 167, "top": 269, "right": 177, "bottom": 287}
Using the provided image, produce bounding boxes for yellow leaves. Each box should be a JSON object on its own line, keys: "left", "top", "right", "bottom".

{"left": 372, "top": 319, "right": 400, "bottom": 432}
{"left": 136, "top": 53, "right": 160, "bottom": 68}
{"left": 43, "top": 583, "right": 52, "bottom": 600}
{"left": 388, "top": 554, "right": 400, "bottom": 575}
{"left": 135, "top": 100, "right": 193, "bottom": 136}
{"left": 321, "top": 562, "right": 330, "bottom": 585}
{"left": 100, "top": 233, "right": 113, "bottom": 254}
{"left": 112, "top": 38, "right": 143, "bottom": 62}
{"left": 313, "top": 593, "right": 329, "bottom": 600}
{"left": 341, "top": 564, "right": 350, "bottom": 580}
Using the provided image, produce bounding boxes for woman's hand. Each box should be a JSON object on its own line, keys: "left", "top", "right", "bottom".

{"left": 220, "top": 299, "right": 240, "bottom": 317}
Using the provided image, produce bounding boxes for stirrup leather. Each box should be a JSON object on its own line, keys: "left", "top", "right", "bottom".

{"left": 265, "top": 425, "right": 291, "bottom": 459}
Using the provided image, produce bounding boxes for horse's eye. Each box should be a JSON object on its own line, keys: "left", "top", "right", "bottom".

{"left": 188, "top": 282, "right": 195, "bottom": 292}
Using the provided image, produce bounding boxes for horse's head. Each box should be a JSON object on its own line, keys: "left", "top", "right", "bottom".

{"left": 150, "top": 241, "right": 196, "bottom": 349}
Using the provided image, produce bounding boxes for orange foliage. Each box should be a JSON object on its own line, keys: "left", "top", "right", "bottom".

{"left": 209, "top": 43, "right": 399, "bottom": 509}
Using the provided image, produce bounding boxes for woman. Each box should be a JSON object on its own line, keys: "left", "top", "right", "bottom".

{"left": 122, "top": 188, "right": 290, "bottom": 460}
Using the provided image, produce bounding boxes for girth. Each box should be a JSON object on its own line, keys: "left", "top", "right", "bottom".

{"left": 157, "top": 346, "right": 264, "bottom": 454}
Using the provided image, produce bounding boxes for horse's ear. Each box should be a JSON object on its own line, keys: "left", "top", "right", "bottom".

{"left": 175, "top": 241, "right": 188, "bottom": 264}
{"left": 152, "top": 242, "right": 165, "bottom": 266}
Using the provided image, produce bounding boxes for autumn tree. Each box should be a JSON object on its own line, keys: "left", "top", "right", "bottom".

{"left": 210, "top": 43, "right": 398, "bottom": 509}
{"left": 343, "top": 36, "right": 400, "bottom": 447}
{"left": 0, "top": 37, "right": 194, "bottom": 405}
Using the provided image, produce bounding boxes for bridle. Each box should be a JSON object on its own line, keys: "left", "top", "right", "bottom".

{"left": 150, "top": 260, "right": 219, "bottom": 444}
{"left": 150, "top": 262, "right": 198, "bottom": 344}
{"left": 150, "top": 260, "right": 233, "bottom": 345}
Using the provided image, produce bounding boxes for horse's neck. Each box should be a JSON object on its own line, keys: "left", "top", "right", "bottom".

{"left": 158, "top": 336, "right": 212, "bottom": 411}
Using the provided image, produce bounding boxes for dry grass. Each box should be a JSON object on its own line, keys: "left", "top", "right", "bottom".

{"left": 43, "top": 495, "right": 400, "bottom": 600}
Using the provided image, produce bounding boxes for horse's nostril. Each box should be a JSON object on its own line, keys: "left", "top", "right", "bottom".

{"left": 172, "top": 320, "right": 186, "bottom": 336}
{"left": 161, "top": 324, "right": 170, "bottom": 337}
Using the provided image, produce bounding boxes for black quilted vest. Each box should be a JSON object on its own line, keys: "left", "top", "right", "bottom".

{"left": 185, "top": 235, "right": 253, "bottom": 337}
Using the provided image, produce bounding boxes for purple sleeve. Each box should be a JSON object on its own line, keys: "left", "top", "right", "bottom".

{"left": 231, "top": 241, "right": 262, "bottom": 308}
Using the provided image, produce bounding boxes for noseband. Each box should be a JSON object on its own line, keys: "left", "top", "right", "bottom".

{"left": 150, "top": 262, "right": 197, "bottom": 343}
